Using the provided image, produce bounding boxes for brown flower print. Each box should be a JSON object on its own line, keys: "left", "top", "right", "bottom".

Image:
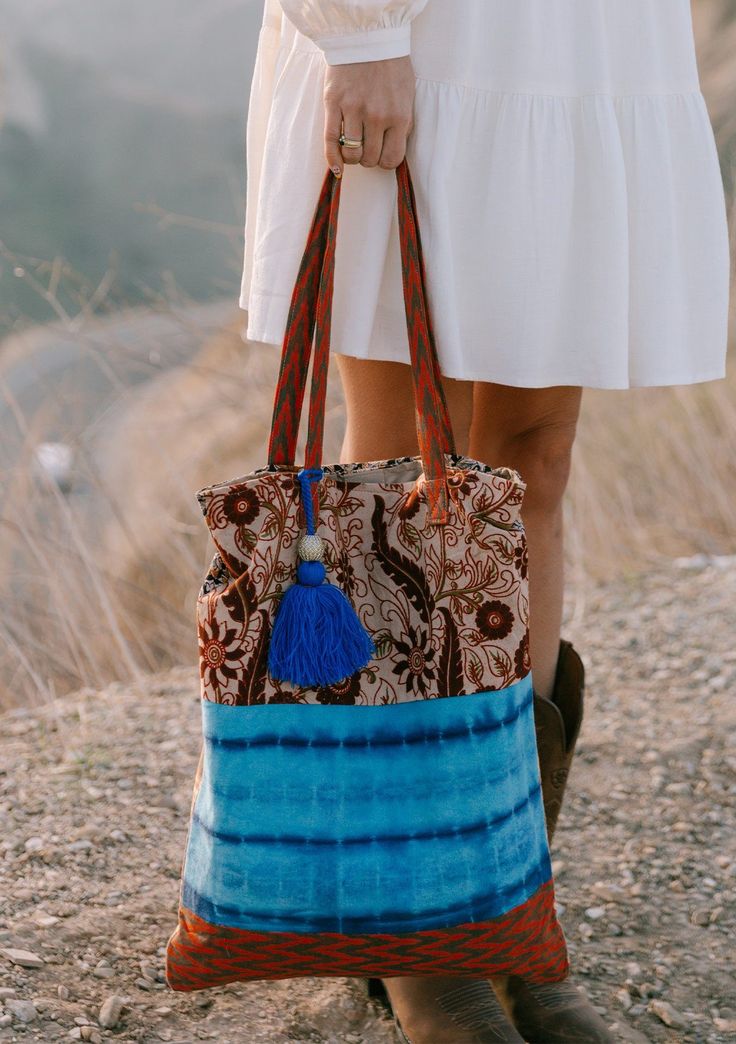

{"left": 196, "top": 456, "right": 530, "bottom": 705}
{"left": 447, "top": 470, "right": 478, "bottom": 497}
{"left": 514, "top": 632, "right": 531, "bottom": 679}
{"left": 198, "top": 614, "right": 248, "bottom": 690}
{"left": 334, "top": 548, "right": 356, "bottom": 598}
{"left": 223, "top": 486, "right": 260, "bottom": 526}
{"left": 397, "top": 488, "right": 421, "bottom": 520}
{"left": 476, "top": 599, "right": 515, "bottom": 641}
{"left": 392, "top": 626, "right": 437, "bottom": 696}
{"left": 513, "top": 541, "right": 528, "bottom": 580}
{"left": 315, "top": 672, "right": 361, "bottom": 705}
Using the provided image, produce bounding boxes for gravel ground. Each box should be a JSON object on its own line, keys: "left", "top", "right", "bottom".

{"left": 0, "top": 555, "right": 734, "bottom": 1044}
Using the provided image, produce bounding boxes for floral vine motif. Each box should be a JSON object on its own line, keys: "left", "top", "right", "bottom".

{"left": 514, "top": 632, "right": 532, "bottom": 679}
{"left": 392, "top": 625, "right": 437, "bottom": 696}
{"left": 315, "top": 672, "right": 362, "bottom": 705}
{"left": 513, "top": 538, "right": 529, "bottom": 580}
{"left": 193, "top": 455, "right": 531, "bottom": 705}
{"left": 198, "top": 610, "right": 249, "bottom": 693}
{"left": 476, "top": 600, "right": 515, "bottom": 641}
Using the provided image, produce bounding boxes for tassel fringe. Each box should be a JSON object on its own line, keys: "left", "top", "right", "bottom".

{"left": 267, "top": 468, "right": 375, "bottom": 688}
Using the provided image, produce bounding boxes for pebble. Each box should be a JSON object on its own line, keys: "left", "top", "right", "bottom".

{"left": 585, "top": 906, "right": 607, "bottom": 920}
{"left": 34, "top": 913, "right": 61, "bottom": 927}
{"left": 0, "top": 947, "right": 45, "bottom": 968}
{"left": 648, "top": 998, "right": 688, "bottom": 1029}
{"left": 592, "top": 881, "right": 624, "bottom": 902}
{"left": 99, "top": 994, "right": 125, "bottom": 1029}
{"left": 714, "top": 1017, "right": 736, "bottom": 1032}
{"left": 4, "top": 999, "right": 39, "bottom": 1023}
{"left": 615, "top": 988, "right": 633, "bottom": 1010}
{"left": 67, "top": 840, "right": 93, "bottom": 853}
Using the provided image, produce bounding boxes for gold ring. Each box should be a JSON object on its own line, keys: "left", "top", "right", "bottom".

{"left": 338, "top": 133, "right": 363, "bottom": 149}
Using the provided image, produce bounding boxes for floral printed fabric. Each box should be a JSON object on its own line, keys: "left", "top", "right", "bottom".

{"left": 196, "top": 454, "right": 529, "bottom": 706}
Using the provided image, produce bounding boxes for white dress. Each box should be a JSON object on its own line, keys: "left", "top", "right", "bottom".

{"left": 238, "top": 0, "right": 730, "bottom": 389}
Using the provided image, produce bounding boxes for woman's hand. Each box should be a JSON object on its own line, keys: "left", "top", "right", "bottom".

{"left": 323, "top": 55, "right": 416, "bottom": 176}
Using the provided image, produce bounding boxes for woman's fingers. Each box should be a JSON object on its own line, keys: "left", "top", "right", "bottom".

{"left": 355, "top": 116, "right": 380, "bottom": 168}
{"left": 323, "top": 57, "right": 415, "bottom": 176}
{"left": 340, "top": 117, "right": 366, "bottom": 166}
{"left": 376, "top": 122, "right": 410, "bottom": 170}
{"left": 324, "top": 102, "right": 348, "bottom": 177}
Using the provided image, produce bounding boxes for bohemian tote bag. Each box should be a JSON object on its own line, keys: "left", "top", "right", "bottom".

{"left": 165, "top": 158, "right": 569, "bottom": 991}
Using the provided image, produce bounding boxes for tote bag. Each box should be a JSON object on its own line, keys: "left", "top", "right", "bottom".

{"left": 165, "top": 158, "right": 569, "bottom": 991}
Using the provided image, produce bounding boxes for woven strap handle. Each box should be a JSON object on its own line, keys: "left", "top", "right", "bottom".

{"left": 267, "top": 158, "right": 456, "bottom": 523}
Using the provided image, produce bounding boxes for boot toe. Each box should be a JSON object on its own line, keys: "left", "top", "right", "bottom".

{"left": 376, "top": 976, "right": 526, "bottom": 1043}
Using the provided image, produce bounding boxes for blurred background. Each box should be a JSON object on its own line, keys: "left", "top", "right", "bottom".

{"left": 0, "top": 0, "right": 733, "bottom": 710}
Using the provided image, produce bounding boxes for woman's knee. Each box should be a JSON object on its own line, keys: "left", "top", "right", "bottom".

{"left": 510, "top": 424, "right": 578, "bottom": 512}
{"left": 470, "top": 385, "right": 582, "bottom": 513}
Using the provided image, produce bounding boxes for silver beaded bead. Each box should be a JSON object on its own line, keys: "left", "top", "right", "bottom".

{"left": 297, "top": 534, "right": 324, "bottom": 562}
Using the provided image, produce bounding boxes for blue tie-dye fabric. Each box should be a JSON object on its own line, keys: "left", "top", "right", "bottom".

{"left": 181, "top": 674, "right": 551, "bottom": 935}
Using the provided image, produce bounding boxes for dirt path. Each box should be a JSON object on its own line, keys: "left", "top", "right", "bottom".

{"left": 0, "top": 557, "right": 734, "bottom": 1043}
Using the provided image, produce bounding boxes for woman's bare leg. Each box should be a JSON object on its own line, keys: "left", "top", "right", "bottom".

{"left": 469, "top": 383, "right": 583, "bottom": 700}
{"left": 335, "top": 355, "right": 474, "bottom": 460}
{"left": 336, "top": 359, "right": 583, "bottom": 699}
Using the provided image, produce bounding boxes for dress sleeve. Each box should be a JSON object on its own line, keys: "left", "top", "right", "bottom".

{"left": 278, "top": 1, "right": 429, "bottom": 65}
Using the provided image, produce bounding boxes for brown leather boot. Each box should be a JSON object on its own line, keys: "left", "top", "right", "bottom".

{"left": 490, "top": 638, "right": 615, "bottom": 1043}
{"left": 367, "top": 975, "right": 526, "bottom": 1043}
{"left": 532, "top": 637, "right": 585, "bottom": 843}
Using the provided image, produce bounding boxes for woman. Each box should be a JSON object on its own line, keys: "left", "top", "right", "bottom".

{"left": 238, "top": 1, "right": 730, "bottom": 1041}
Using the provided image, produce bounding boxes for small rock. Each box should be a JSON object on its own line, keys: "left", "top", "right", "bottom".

{"left": 99, "top": 995, "right": 125, "bottom": 1029}
{"left": 585, "top": 906, "right": 606, "bottom": 920}
{"left": 648, "top": 998, "right": 687, "bottom": 1029}
{"left": 0, "top": 988, "right": 17, "bottom": 1000}
{"left": 714, "top": 1017, "right": 736, "bottom": 1033}
{"left": 67, "top": 840, "right": 93, "bottom": 852}
{"left": 0, "top": 947, "right": 45, "bottom": 968}
{"left": 24, "top": 837, "right": 45, "bottom": 852}
{"left": 34, "top": 913, "right": 60, "bottom": 928}
{"left": 592, "top": 882, "right": 624, "bottom": 903}
{"left": 57, "top": 985, "right": 70, "bottom": 1000}
{"left": 690, "top": 909, "right": 710, "bottom": 926}
{"left": 615, "top": 988, "right": 632, "bottom": 1011}
{"left": 4, "top": 999, "right": 39, "bottom": 1023}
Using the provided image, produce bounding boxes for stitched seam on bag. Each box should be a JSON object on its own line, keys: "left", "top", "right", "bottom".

{"left": 180, "top": 865, "right": 554, "bottom": 931}
{"left": 203, "top": 690, "right": 533, "bottom": 748}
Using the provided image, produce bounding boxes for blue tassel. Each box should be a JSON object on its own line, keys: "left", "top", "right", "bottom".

{"left": 268, "top": 468, "right": 375, "bottom": 688}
